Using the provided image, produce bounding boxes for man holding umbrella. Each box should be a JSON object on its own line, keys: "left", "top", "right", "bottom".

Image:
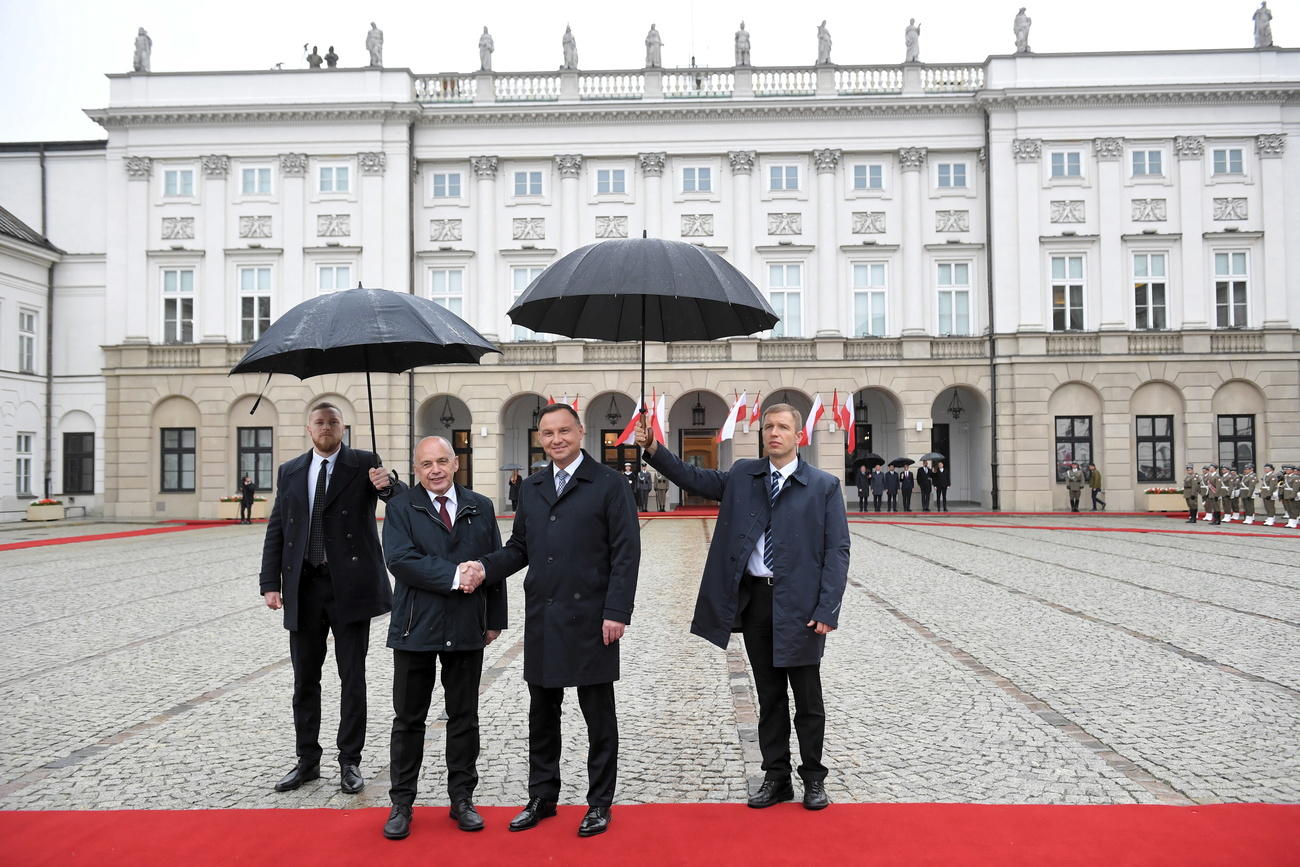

{"left": 916, "top": 461, "right": 933, "bottom": 512}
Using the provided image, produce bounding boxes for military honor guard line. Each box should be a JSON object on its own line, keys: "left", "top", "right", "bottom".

{"left": 1183, "top": 462, "right": 1300, "bottom": 527}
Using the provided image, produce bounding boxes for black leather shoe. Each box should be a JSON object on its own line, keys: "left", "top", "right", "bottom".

{"left": 449, "top": 799, "right": 484, "bottom": 832}
{"left": 273, "top": 763, "right": 320, "bottom": 792}
{"left": 802, "top": 780, "right": 830, "bottom": 810}
{"left": 340, "top": 763, "right": 364, "bottom": 794}
{"left": 509, "top": 797, "right": 558, "bottom": 831}
{"left": 383, "top": 804, "right": 412, "bottom": 840}
{"left": 578, "top": 806, "right": 612, "bottom": 837}
{"left": 747, "top": 778, "right": 794, "bottom": 808}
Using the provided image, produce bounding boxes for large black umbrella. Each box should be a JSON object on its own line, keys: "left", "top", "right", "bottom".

{"left": 230, "top": 287, "right": 499, "bottom": 462}
{"left": 919, "top": 452, "right": 945, "bottom": 462}
{"left": 857, "top": 453, "right": 885, "bottom": 468}
{"left": 888, "top": 457, "right": 915, "bottom": 467}
{"left": 508, "top": 238, "right": 778, "bottom": 407}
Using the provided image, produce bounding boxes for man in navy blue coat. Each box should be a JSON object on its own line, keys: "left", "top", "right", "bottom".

{"left": 638, "top": 403, "right": 849, "bottom": 811}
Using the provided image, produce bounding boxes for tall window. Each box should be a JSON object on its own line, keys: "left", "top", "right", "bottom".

{"left": 1212, "top": 148, "right": 1243, "bottom": 175}
{"left": 162, "top": 268, "right": 195, "bottom": 344}
{"left": 1054, "top": 416, "right": 1092, "bottom": 482}
{"left": 596, "top": 169, "right": 625, "bottom": 195}
{"left": 512, "top": 266, "right": 548, "bottom": 340}
{"left": 767, "top": 264, "right": 802, "bottom": 337}
{"left": 1051, "top": 255, "right": 1085, "bottom": 331}
{"left": 63, "top": 432, "right": 94, "bottom": 494}
{"left": 318, "top": 264, "right": 351, "bottom": 293}
{"left": 241, "top": 167, "right": 271, "bottom": 195}
{"left": 237, "top": 427, "right": 273, "bottom": 491}
{"left": 937, "top": 163, "right": 967, "bottom": 188}
{"left": 1131, "top": 150, "right": 1163, "bottom": 177}
{"left": 682, "top": 166, "right": 712, "bottom": 192}
{"left": 768, "top": 165, "right": 799, "bottom": 192}
{"left": 1050, "top": 151, "right": 1081, "bottom": 179}
{"left": 15, "top": 433, "right": 33, "bottom": 496}
{"left": 1133, "top": 253, "right": 1167, "bottom": 330}
{"left": 514, "top": 170, "right": 542, "bottom": 196}
{"left": 1135, "top": 416, "right": 1174, "bottom": 482}
{"left": 1216, "top": 415, "right": 1255, "bottom": 473}
{"left": 1214, "top": 252, "right": 1248, "bottom": 327}
{"left": 431, "top": 171, "right": 461, "bottom": 198}
{"left": 160, "top": 428, "right": 196, "bottom": 492}
{"left": 163, "top": 169, "right": 193, "bottom": 197}
{"left": 852, "top": 164, "right": 883, "bottom": 190}
{"left": 238, "top": 266, "right": 271, "bottom": 342}
{"left": 936, "top": 262, "right": 971, "bottom": 336}
{"left": 852, "top": 263, "right": 886, "bottom": 337}
{"left": 319, "top": 165, "right": 350, "bottom": 194}
{"left": 428, "top": 268, "right": 464, "bottom": 316}
{"left": 18, "top": 308, "right": 37, "bottom": 373}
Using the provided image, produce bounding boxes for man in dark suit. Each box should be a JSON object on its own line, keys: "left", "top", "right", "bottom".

{"left": 884, "top": 468, "right": 900, "bottom": 512}
{"left": 638, "top": 403, "right": 849, "bottom": 811}
{"left": 379, "top": 436, "right": 507, "bottom": 840}
{"left": 899, "top": 467, "right": 915, "bottom": 512}
{"left": 260, "top": 402, "right": 402, "bottom": 795}
{"left": 869, "top": 466, "right": 886, "bottom": 512}
{"left": 854, "top": 465, "right": 869, "bottom": 512}
{"left": 916, "top": 462, "right": 933, "bottom": 512}
{"left": 934, "top": 461, "right": 951, "bottom": 512}
{"left": 636, "top": 463, "right": 653, "bottom": 512}
{"left": 462, "top": 404, "right": 639, "bottom": 838}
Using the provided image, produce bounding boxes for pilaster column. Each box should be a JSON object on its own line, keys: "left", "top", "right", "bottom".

{"left": 1012, "top": 138, "right": 1043, "bottom": 330}
{"left": 639, "top": 152, "right": 666, "bottom": 238}
{"left": 358, "top": 152, "right": 387, "bottom": 289}
{"left": 1256, "top": 133, "right": 1288, "bottom": 327}
{"left": 279, "top": 153, "right": 308, "bottom": 310}
{"left": 200, "top": 155, "right": 228, "bottom": 341}
{"left": 122, "top": 156, "right": 152, "bottom": 343}
{"left": 813, "top": 148, "right": 841, "bottom": 336}
{"left": 898, "top": 147, "right": 927, "bottom": 335}
{"left": 471, "top": 156, "right": 499, "bottom": 338}
{"left": 556, "top": 154, "right": 583, "bottom": 253}
{"left": 728, "top": 150, "right": 756, "bottom": 277}
{"left": 1093, "top": 137, "right": 1125, "bottom": 330}
{"left": 1174, "top": 136, "right": 1207, "bottom": 328}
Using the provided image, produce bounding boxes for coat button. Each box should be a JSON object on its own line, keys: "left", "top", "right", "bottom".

{"left": 341, "top": 510, "right": 348, "bottom": 516}
{"left": 288, "top": 541, "right": 294, "bottom": 547}
{"left": 346, "top": 533, "right": 353, "bottom": 539}
{"left": 573, "top": 592, "right": 581, "bottom": 600}
{"left": 351, "top": 556, "right": 359, "bottom": 562}
{"left": 750, "top": 512, "right": 755, "bottom": 517}
{"left": 547, "top": 598, "right": 553, "bottom": 605}
{"left": 445, "top": 640, "right": 452, "bottom": 646}
{"left": 547, "top": 556, "right": 554, "bottom": 563}
{"left": 550, "top": 515, "right": 557, "bottom": 522}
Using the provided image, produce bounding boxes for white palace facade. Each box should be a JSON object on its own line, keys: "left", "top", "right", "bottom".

{"left": 0, "top": 46, "right": 1297, "bottom": 519}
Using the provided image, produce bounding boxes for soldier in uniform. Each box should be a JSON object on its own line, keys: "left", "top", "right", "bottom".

{"left": 1063, "top": 462, "right": 1085, "bottom": 512}
{"left": 652, "top": 472, "right": 669, "bottom": 512}
{"left": 1258, "top": 463, "right": 1281, "bottom": 526}
{"left": 1200, "top": 464, "right": 1221, "bottom": 525}
{"left": 1283, "top": 465, "right": 1300, "bottom": 530}
{"left": 1221, "top": 465, "right": 1241, "bottom": 522}
{"left": 1215, "top": 465, "right": 1233, "bottom": 525}
{"left": 1181, "top": 464, "right": 1200, "bottom": 523}
{"left": 1239, "top": 464, "right": 1259, "bottom": 525}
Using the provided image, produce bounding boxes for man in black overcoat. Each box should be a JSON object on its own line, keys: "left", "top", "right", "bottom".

{"left": 260, "top": 402, "right": 403, "bottom": 794}
{"left": 379, "top": 436, "right": 508, "bottom": 840}
{"left": 854, "top": 465, "right": 869, "bottom": 512}
{"left": 463, "top": 404, "right": 639, "bottom": 837}
{"left": 885, "top": 467, "right": 900, "bottom": 512}
{"left": 916, "top": 462, "right": 933, "bottom": 511}
{"left": 638, "top": 403, "right": 849, "bottom": 811}
{"left": 899, "top": 466, "right": 915, "bottom": 512}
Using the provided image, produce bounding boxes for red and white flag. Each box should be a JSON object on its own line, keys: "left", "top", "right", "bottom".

{"left": 716, "top": 391, "right": 748, "bottom": 442}
{"left": 615, "top": 396, "right": 645, "bottom": 446}
{"left": 570, "top": 394, "right": 580, "bottom": 411}
{"left": 651, "top": 390, "right": 667, "bottom": 443}
{"left": 746, "top": 391, "right": 762, "bottom": 431}
{"left": 830, "top": 390, "right": 841, "bottom": 432}
{"left": 798, "top": 393, "right": 825, "bottom": 447}
{"left": 839, "top": 392, "right": 855, "bottom": 453}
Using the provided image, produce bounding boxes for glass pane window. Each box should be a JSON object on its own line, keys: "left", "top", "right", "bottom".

{"left": 767, "top": 263, "right": 802, "bottom": 337}
{"left": 511, "top": 266, "right": 548, "bottom": 340}
{"left": 161, "top": 268, "right": 195, "bottom": 344}
{"left": 1213, "top": 251, "right": 1248, "bottom": 327}
{"left": 16, "top": 432, "right": 33, "bottom": 496}
{"left": 237, "top": 426, "right": 274, "bottom": 491}
{"left": 1050, "top": 152, "right": 1081, "bottom": 178}
{"left": 682, "top": 166, "right": 712, "bottom": 193}
{"left": 1131, "top": 150, "right": 1163, "bottom": 176}
{"left": 1135, "top": 415, "right": 1174, "bottom": 481}
{"left": 769, "top": 165, "right": 799, "bottom": 191}
{"left": 241, "top": 167, "right": 271, "bottom": 195}
{"left": 1133, "top": 253, "right": 1167, "bottom": 330}
{"left": 1212, "top": 148, "right": 1243, "bottom": 175}
{"left": 1050, "top": 255, "right": 1085, "bottom": 331}
{"left": 63, "top": 432, "right": 94, "bottom": 494}
{"left": 431, "top": 172, "right": 462, "bottom": 198}
{"left": 319, "top": 165, "right": 350, "bottom": 193}
{"left": 18, "top": 308, "right": 37, "bottom": 373}
{"left": 514, "top": 171, "right": 543, "bottom": 196}
{"left": 164, "top": 169, "right": 193, "bottom": 197}
{"left": 1054, "top": 416, "right": 1092, "bottom": 481}
{"left": 428, "top": 268, "right": 464, "bottom": 316}
{"left": 852, "top": 164, "right": 883, "bottom": 190}
{"left": 1216, "top": 414, "right": 1254, "bottom": 473}
{"left": 937, "top": 163, "right": 967, "bottom": 188}
{"left": 596, "top": 169, "right": 626, "bottom": 195}
{"left": 852, "top": 263, "right": 886, "bottom": 337}
{"left": 160, "top": 427, "right": 196, "bottom": 492}
{"left": 318, "top": 264, "right": 351, "bottom": 293}
{"left": 936, "top": 262, "right": 971, "bottom": 336}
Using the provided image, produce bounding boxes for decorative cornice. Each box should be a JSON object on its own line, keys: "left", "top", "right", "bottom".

{"left": 898, "top": 147, "right": 927, "bottom": 171}
{"left": 1092, "top": 137, "right": 1124, "bottom": 160}
{"left": 280, "top": 153, "right": 309, "bottom": 176}
{"left": 1256, "top": 133, "right": 1287, "bottom": 156}
{"left": 977, "top": 84, "right": 1300, "bottom": 110}
{"left": 812, "top": 148, "right": 841, "bottom": 173}
{"left": 87, "top": 103, "right": 422, "bottom": 128}
{"left": 123, "top": 156, "right": 152, "bottom": 179}
{"left": 1174, "top": 135, "right": 1204, "bottom": 159}
{"left": 638, "top": 152, "right": 666, "bottom": 176}
{"left": 358, "top": 152, "right": 387, "bottom": 175}
{"left": 728, "top": 150, "right": 756, "bottom": 174}
{"left": 201, "top": 155, "right": 229, "bottom": 178}
{"left": 1011, "top": 138, "right": 1041, "bottom": 162}
{"left": 470, "top": 155, "right": 499, "bottom": 179}
{"left": 555, "top": 154, "right": 583, "bottom": 178}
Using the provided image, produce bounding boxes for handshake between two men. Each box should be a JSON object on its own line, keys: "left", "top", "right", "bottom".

{"left": 456, "top": 559, "right": 625, "bottom": 646}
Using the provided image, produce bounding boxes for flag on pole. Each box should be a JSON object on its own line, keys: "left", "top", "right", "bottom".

{"left": 830, "top": 390, "right": 841, "bottom": 432}
{"left": 839, "top": 392, "right": 855, "bottom": 453}
{"left": 570, "top": 395, "right": 580, "bottom": 411}
{"left": 615, "top": 396, "right": 644, "bottom": 446}
{"left": 651, "top": 390, "right": 667, "bottom": 443}
{"left": 798, "top": 393, "right": 825, "bottom": 447}
{"left": 747, "top": 391, "right": 762, "bottom": 431}
{"left": 547, "top": 394, "right": 555, "bottom": 405}
{"left": 716, "top": 391, "right": 748, "bottom": 442}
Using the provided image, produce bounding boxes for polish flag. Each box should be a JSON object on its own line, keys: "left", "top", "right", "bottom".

{"left": 570, "top": 395, "right": 580, "bottom": 411}
{"left": 716, "top": 391, "right": 748, "bottom": 443}
{"left": 650, "top": 390, "right": 667, "bottom": 443}
{"left": 798, "top": 393, "right": 825, "bottom": 447}
{"left": 830, "top": 390, "right": 841, "bottom": 432}
{"left": 547, "top": 394, "right": 555, "bottom": 405}
{"left": 746, "top": 391, "right": 762, "bottom": 431}
{"left": 615, "top": 397, "right": 645, "bottom": 446}
{"left": 839, "top": 393, "right": 855, "bottom": 453}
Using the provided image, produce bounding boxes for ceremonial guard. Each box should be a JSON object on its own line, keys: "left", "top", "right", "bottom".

{"left": 1258, "top": 464, "right": 1281, "bottom": 526}
{"left": 1063, "top": 462, "right": 1085, "bottom": 512}
{"left": 1200, "top": 464, "right": 1222, "bottom": 525}
{"left": 1283, "top": 465, "right": 1300, "bottom": 529}
{"left": 1181, "top": 464, "right": 1200, "bottom": 523}
{"left": 1221, "top": 465, "right": 1241, "bottom": 522}
{"left": 1239, "top": 464, "right": 1259, "bottom": 525}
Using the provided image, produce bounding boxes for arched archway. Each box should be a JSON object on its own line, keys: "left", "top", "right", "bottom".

{"left": 1211, "top": 379, "right": 1267, "bottom": 472}
{"left": 930, "top": 385, "right": 989, "bottom": 506}
{"left": 229, "top": 394, "right": 280, "bottom": 493}
{"left": 668, "top": 389, "right": 730, "bottom": 506}
{"left": 57, "top": 409, "right": 96, "bottom": 497}
{"left": 151, "top": 396, "right": 202, "bottom": 503}
{"left": 1046, "top": 381, "right": 1103, "bottom": 509}
{"left": 417, "top": 394, "right": 473, "bottom": 488}
{"left": 1130, "top": 380, "right": 1184, "bottom": 484}
{"left": 583, "top": 391, "right": 639, "bottom": 471}
{"left": 846, "top": 387, "right": 904, "bottom": 485}
{"left": 501, "top": 392, "right": 547, "bottom": 476}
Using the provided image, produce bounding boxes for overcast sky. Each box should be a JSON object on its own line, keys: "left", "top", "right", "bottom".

{"left": 0, "top": 0, "right": 1290, "bottom": 142}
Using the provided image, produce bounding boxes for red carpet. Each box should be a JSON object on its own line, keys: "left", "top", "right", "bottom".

{"left": 0, "top": 522, "right": 228, "bottom": 552}
{"left": 3, "top": 803, "right": 1296, "bottom": 866}
{"left": 846, "top": 519, "right": 1298, "bottom": 539}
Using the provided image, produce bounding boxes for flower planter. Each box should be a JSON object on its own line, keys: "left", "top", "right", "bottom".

{"left": 1145, "top": 493, "right": 1187, "bottom": 512}
{"left": 217, "top": 501, "right": 269, "bottom": 520}
{"left": 26, "top": 503, "right": 65, "bottom": 521}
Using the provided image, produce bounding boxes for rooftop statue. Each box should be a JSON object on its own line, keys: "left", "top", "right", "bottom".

{"left": 735, "top": 21, "right": 751, "bottom": 67}
{"left": 562, "top": 25, "right": 578, "bottom": 69}
{"left": 479, "top": 27, "right": 494, "bottom": 71}
{"left": 306, "top": 45, "right": 323, "bottom": 69}
{"left": 905, "top": 18, "right": 921, "bottom": 63}
{"left": 1014, "top": 8, "right": 1031, "bottom": 54}
{"left": 366, "top": 21, "right": 383, "bottom": 67}
{"left": 646, "top": 24, "right": 662, "bottom": 69}
{"left": 133, "top": 27, "right": 152, "bottom": 73}
{"left": 816, "top": 20, "right": 832, "bottom": 65}
{"left": 325, "top": 46, "right": 339, "bottom": 68}
{"left": 1254, "top": 2, "right": 1273, "bottom": 48}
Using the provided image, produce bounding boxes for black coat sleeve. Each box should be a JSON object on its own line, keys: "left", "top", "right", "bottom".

{"left": 602, "top": 475, "right": 640, "bottom": 624}
{"left": 258, "top": 463, "right": 286, "bottom": 595}
{"left": 484, "top": 511, "right": 508, "bottom": 630}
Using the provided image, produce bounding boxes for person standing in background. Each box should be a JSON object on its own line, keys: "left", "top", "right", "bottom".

{"left": 934, "top": 461, "right": 950, "bottom": 512}
{"left": 899, "top": 466, "right": 915, "bottom": 512}
{"left": 1181, "top": 464, "right": 1200, "bottom": 523}
{"left": 916, "top": 462, "right": 933, "bottom": 512}
{"left": 884, "top": 467, "right": 900, "bottom": 513}
{"left": 239, "top": 475, "right": 256, "bottom": 524}
{"left": 869, "top": 466, "right": 886, "bottom": 512}
{"left": 1087, "top": 462, "right": 1105, "bottom": 511}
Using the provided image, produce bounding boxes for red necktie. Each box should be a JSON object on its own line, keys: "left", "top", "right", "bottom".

{"left": 435, "top": 495, "right": 452, "bottom": 531}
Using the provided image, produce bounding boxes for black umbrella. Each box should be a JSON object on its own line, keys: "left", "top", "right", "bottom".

{"left": 858, "top": 453, "right": 885, "bottom": 468}
{"left": 508, "top": 237, "right": 778, "bottom": 408}
{"left": 230, "top": 287, "right": 499, "bottom": 462}
{"left": 530, "top": 460, "right": 549, "bottom": 470}
{"left": 919, "top": 452, "right": 945, "bottom": 461}
{"left": 500, "top": 463, "right": 525, "bottom": 472}
{"left": 888, "top": 457, "right": 915, "bottom": 467}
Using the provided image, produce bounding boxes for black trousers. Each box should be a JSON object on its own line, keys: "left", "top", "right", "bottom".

{"left": 935, "top": 488, "right": 948, "bottom": 511}
{"left": 741, "top": 575, "right": 826, "bottom": 784}
{"left": 857, "top": 494, "right": 868, "bottom": 512}
{"left": 527, "top": 681, "right": 618, "bottom": 806}
{"left": 239, "top": 500, "right": 253, "bottom": 521}
{"left": 289, "top": 563, "right": 371, "bottom": 767}
{"left": 1090, "top": 489, "right": 1105, "bottom": 510}
{"left": 872, "top": 494, "right": 883, "bottom": 512}
{"left": 886, "top": 492, "right": 898, "bottom": 512}
{"left": 901, "top": 491, "right": 913, "bottom": 511}
{"left": 1068, "top": 491, "right": 1081, "bottom": 511}
{"left": 389, "top": 648, "right": 484, "bottom": 806}
{"left": 920, "top": 488, "right": 931, "bottom": 511}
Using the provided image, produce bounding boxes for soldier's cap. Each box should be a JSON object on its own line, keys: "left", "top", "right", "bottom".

{"left": 1185, "top": 464, "right": 1194, "bottom": 469}
{"left": 1245, "top": 464, "right": 1254, "bottom": 469}
{"left": 1263, "top": 463, "right": 1274, "bottom": 470}
{"left": 1202, "top": 464, "right": 1215, "bottom": 469}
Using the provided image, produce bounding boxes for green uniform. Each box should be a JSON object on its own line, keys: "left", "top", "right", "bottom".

{"left": 1064, "top": 467, "right": 1085, "bottom": 512}
{"left": 1221, "top": 469, "right": 1240, "bottom": 519}
{"left": 1283, "top": 469, "right": 1300, "bottom": 525}
{"left": 1259, "top": 469, "right": 1280, "bottom": 521}
{"left": 1181, "top": 470, "right": 1200, "bottom": 522}
{"left": 1239, "top": 471, "right": 1258, "bottom": 519}
{"left": 1200, "top": 470, "right": 1222, "bottom": 523}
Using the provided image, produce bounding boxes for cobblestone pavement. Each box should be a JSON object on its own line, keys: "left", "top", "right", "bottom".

{"left": 0, "top": 514, "right": 1296, "bottom": 811}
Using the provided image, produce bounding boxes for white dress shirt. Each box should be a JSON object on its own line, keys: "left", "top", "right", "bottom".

{"left": 307, "top": 446, "right": 341, "bottom": 514}
{"left": 746, "top": 457, "right": 799, "bottom": 578}
{"left": 426, "top": 483, "right": 458, "bottom": 526}
{"left": 553, "top": 452, "right": 583, "bottom": 487}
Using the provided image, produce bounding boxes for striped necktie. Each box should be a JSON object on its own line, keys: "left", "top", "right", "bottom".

{"left": 763, "top": 469, "right": 781, "bottom": 572}
{"left": 307, "top": 459, "right": 328, "bottom": 566}
{"left": 555, "top": 468, "right": 570, "bottom": 497}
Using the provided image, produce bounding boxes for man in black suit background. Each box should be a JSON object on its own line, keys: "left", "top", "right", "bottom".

{"left": 462, "top": 404, "right": 639, "bottom": 837}
{"left": 884, "top": 467, "right": 900, "bottom": 512}
{"left": 260, "top": 402, "right": 402, "bottom": 795}
{"left": 916, "top": 462, "right": 933, "bottom": 512}
{"left": 899, "top": 466, "right": 915, "bottom": 512}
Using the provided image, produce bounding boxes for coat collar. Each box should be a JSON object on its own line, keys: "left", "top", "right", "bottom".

{"left": 528, "top": 449, "right": 597, "bottom": 505}
{"left": 747, "top": 455, "right": 809, "bottom": 486}
{"left": 407, "top": 482, "right": 481, "bottom": 531}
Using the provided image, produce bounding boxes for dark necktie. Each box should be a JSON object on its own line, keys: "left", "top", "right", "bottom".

{"left": 307, "top": 458, "right": 328, "bottom": 566}
{"left": 435, "top": 495, "right": 452, "bottom": 531}
{"left": 555, "top": 468, "right": 570, "bottom": 497}
{"left": 763, "top": 469, "right": 780, "bottom": 573}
